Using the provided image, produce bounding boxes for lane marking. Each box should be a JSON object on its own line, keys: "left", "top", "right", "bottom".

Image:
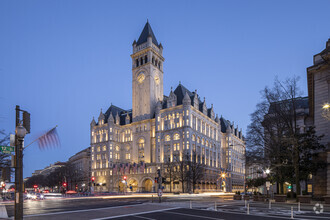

{"left": 91, "top": 207, "right": 180, "bottom": 220}
{"left": 134, "top": 216, "right": 156, "bottom": 220}
{"left": 164, "top": 211, "right": 224, "bottom": 220}
{"left": 23, "top": 203, "right": 145, "bottom": 217}
{"left": 207, "top": 209, "right": 309, "bottom": 220}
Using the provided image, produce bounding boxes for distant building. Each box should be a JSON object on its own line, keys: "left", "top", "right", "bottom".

{"left": 90, "top": 22, "right": 245, "bottom": 193}
{"left": 32, "top": 161, "right": 66, "bottom": 177}
{"left": 68, "top": 147, "right": 91, "bottom": 192}
{"left": 307, "top": 39, "right": 330, "bottom": 196}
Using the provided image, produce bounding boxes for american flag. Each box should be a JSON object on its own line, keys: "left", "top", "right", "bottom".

{"left": 125, "top": 163, "right": 130, "bottom": 174}
{"left": 113, "top": 164, "right": 118, "bottom": 174}
{"left": 38, "top": 126, "right": 60, "bottom": 149}
{"left": 133, "top": 163, "right": 137, "bottom": 173}
{"left": 120, "top": 164, "right": 124, "bottom": 174}
{"left": 139, "top": 161, "right": 145, "bottom": 173}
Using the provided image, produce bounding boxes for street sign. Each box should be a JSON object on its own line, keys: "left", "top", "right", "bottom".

{"left": 0, "top": 146, "right": 15, "bottom": 154}
{"left": 10, "top": 134, "right": 15, "bottom": 147}
{"left": 158, "top": 189, "right": 163, "bottom": 197}
{"left": 266, "top": 181, "right": 270, "bottom": 190}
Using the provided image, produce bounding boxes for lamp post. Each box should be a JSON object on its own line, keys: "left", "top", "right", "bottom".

{"left": 265, "top": 168, "right": 270, "bottom": 199}
{"left": 15, "top": 123, "right": 26, "bottom": 220}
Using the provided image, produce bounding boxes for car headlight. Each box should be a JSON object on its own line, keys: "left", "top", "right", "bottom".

{"left": 40, "top": 195, "right": 44, "bottom": 199}
{"left": 27, "top": 194, "right": 31, "bottom": 198}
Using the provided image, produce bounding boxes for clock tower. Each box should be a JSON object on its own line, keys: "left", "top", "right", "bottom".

{"left": 131, "top": 21, "right": 164, "bottom": 121}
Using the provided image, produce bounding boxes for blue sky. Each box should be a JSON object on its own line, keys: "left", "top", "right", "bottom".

{"left": 0, "top": 0, "right": 329, "bottom": 178}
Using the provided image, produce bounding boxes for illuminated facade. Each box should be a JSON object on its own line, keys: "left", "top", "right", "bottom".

{"left": 90, "top": 22, "right": 245, "bottom": 193}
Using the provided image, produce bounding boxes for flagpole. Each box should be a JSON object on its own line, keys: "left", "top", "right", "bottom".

{"left": 23, "top": 125, "right": 58, "bottom": 150}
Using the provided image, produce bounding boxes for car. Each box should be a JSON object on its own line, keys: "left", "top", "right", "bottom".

{"left": 27, "top": 192, "right": 45, "bottom": 200}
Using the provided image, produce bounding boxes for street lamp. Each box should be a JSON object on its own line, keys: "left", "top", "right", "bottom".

{"left": 322, "top": 103, "right": 330, "bottom": 120}
{"left": 15, "top": 123, "right": 26, "bottom": 220}
{"left": 265, "top": 169, "right": 270, "bottom": 175}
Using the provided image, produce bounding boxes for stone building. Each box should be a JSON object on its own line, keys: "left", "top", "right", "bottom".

{"left": 90, "top": 22, "right": 245, "bottom": 193}
{"left": 68, "top": 147, "right": 91, "bottom": 192}
{"left": 307, "top": 39, "right": 330, "bottom": 196}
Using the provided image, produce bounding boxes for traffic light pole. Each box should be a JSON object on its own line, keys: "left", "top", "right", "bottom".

{"left": 15, "top": 105, "right": 23, "bottom": 220}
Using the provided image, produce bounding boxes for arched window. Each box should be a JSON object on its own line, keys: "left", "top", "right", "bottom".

{"left": 126, "top": 145, "right": 130, "bottom": 151}
{"left": 138, "top": 138, "right": 145, "bottom": 160}
{"left": 138, "top": 138, "right": 145, "bottom": 149}
{"left": 206, "top": 141, "right": 209, "bottom": 147}
{"left": 115, "top": 145, "right": 120, "bottom": 151}
{"left": 136, "top": 59, "right": 139, "bottom": 67}
{"left": 140, "top": 57, "right": 143, "bottom": 65}
{"left": 173, "top": 133, "right": 180, "bottom": 140}
{"left": 165, "top": 135, "right": 171, "bottom": 142}
{"left": 145, "top": 55, "right": 148, "bottom": 63}
{"left": 202, "top": 138, "right": 205, "bottom": 145}
{"left": 192, "top": 134, "right": 196, "bottom": 141}
{"left": 197, "top": 137, "right": 200, "bottom": 144}
{"left": 152, "top": 57, "right": 154, "bottom": 64}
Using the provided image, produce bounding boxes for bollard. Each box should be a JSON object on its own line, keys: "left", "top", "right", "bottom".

{"left": 291, "top": 206, "right": 293, "bottom": 219}
{"left": 298, "top": 202, "right": 300, "bottom": 212}
{"left": 269, "top": 200, "right": 271, "bottom": 209}
{"left": 247, "top": 203, "right": 250, "bottom": 215}
{"left": 245, "top": 199, "right": 247, "bottom": 208}
{"left": 214, "top": 201, "right": 217, "bottom": 211}
{"left": 152, "top": 195, "right": 153, "bottom": 203}
{"left": 190, "top": 200, "right": 192, "bottom": 209}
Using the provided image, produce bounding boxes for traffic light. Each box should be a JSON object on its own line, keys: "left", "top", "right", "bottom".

{"left": 157, "top": 169, "right": 160, "bottom": 176}
{"left": 155, "top": 177, "right": 158, "bottom": 183}
{"left": 2, "top": 183, "right": 6, "bottom": 188}
{"left": 23, "top": 111, "right": 31, "bottom": 134}
{"left": 91, "top": 176, "right": 95, "bottom": 183}
{"left": 123, "top": 176, "right": 127, "bottom": 181}
{"left": 33, "top": 185, "right": 38, "bottom": 188}
{"left": 63, "top": 182, "right": 67, "bottom": 188}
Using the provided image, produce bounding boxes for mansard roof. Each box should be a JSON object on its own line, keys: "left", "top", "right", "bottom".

{"left": 103, "top": 104, "right": 132, "bottom": 125}
{"left": 136, "top": 21, "right": 159, "bottom": 46}
{"left": 220, "top": 116, "right": 231, "bottom": 133}
{"left": 267, "top": 96, "right": 309, "bottom": 115}
{"left": 173, "top": 83, "right": 194, "bottom": 105}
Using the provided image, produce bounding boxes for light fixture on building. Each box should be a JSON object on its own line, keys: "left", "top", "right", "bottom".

{"left": 322, "top": 103, "right": 330, "bottom": 120}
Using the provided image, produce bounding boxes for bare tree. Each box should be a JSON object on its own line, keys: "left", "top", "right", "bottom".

{"left": 189, "top": 150, "right": 205, "bottom": 193}
{"left": 246, "top": 76, "right": 325, "bottom": 196}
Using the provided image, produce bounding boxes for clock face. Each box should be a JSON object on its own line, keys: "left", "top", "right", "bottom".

{"left": 155, "top": 74, "right": 160, "bottom": 85}
{"left": 137, "top": 71, "right": 145, "bottom": 83}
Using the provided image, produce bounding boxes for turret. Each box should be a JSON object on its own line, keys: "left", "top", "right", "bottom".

{"left": 115, "top": 112, "right": 120, "bottom": 125}
{"left": 183, "top": 92, "right": 191, "bottom": 106}
{"left": 90, "top": 117, "right": 96, "bottom": 127}
{"left": 98, "top": 109, "right": 105, "bottom": 125}
{"left": 125, "top": 113, "right": 130, "bottom": 125}
{"left": 108, "top": 113, "right": 114, "bottom": 124}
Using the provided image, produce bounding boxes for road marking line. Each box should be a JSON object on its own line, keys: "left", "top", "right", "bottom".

{"left": 23, "top": 203, "right": 145, "bottom": 217}
{"left": 209, "top": 209, "right": 309, "bottom": 220}
{"left": 134, "top": 216, "right": 156, "bottom": 220}
{"left": 164, "top": 211, "right": 224, "bottom": 220}
{"left": 91, "top": 207, "right": 180, "bottom": 220}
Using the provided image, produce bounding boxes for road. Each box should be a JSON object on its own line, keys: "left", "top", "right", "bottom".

{"left": 2, "top": 194, "right": 330, "bottom": 219}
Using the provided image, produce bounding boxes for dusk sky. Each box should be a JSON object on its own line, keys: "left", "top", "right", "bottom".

{"left": 1, "top": 0, "right": 329, "bottom": 178}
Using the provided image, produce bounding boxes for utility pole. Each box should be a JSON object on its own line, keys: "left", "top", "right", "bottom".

{"left": 157, "top": 169, "right": 162, "bottom": 203}
{"left": 14, "top": 105, "right": 23, "bottom": 220}
{"left": 14, "top": 105, "right": 29, "bottom": 220}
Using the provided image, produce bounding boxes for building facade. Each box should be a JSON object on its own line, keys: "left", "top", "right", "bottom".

{"left": 90, "top": 22, "right": 245, "bottom": 193}
{"left": 68, "top": 147, "right": 91, "bottom": 192}
{"left": 307, "top": 39, "right": 330, "bottom": 196}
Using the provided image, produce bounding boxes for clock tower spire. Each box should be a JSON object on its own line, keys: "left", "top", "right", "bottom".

{"left": 131, "top": 21, "right": 164, "bottom": 122}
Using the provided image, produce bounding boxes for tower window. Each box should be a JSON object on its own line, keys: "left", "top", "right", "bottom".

{"left": 145, "top": 55, "right": 148, "bottom": 63}
{"left": 136, "top": 59, "right": 139, "bottom": 67}
{"left": 140, "top": 57, "right": 143, "bottom": 65}
{"left": 152, "top": 57, "right": 154, "bottom": 64}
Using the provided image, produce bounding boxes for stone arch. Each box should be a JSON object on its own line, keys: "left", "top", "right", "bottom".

{"left": 127, "top": 177, "right": 138, "bottom": 192}
{"left": 140, "top": 177, "right": 154, "bottom": 192}
{"left": 116, "top": 180, "right": 126, "bottom": 193}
